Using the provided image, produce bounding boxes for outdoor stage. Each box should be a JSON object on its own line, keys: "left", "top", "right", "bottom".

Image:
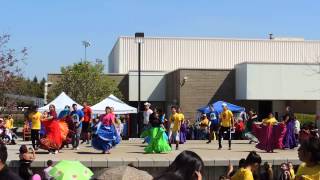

{"left": 7, "top": 140, "right": 300, "bottom": 179}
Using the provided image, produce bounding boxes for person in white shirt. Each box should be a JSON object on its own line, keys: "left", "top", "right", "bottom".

{"left": 43, "top": 160, "right": 53, "bottom": 180}
{"left": 143, "top": 102, "right": 153, "bottom": 129}
{"left": 294, "top": 117, "right": 301, "bottom": 142}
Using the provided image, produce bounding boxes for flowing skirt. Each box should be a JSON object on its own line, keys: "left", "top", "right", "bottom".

{"left": 253, "top": 123, "right": 286, "bottom": 152}
{"left": 179, "top": 123, "right": 187, "bottom": 144}
{"left": 141, "top": 127, "right": 171, "bottom": 153}
{"left": 40, "top": 120, "right": 68, "bottom": 150}
{"left": 92, "top": 123, "right": 120, "bottom": 152}
{"left": 283, "top": 121, "right": 297, "bottom": 149}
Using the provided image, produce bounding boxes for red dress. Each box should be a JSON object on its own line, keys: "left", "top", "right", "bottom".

{"left": 40, "top": 111, "right": 68, "bottom": 150}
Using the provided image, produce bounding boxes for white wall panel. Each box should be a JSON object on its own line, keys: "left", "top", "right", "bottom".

{"left": 236, "top": 63, "right": 320, "bottom": 100}
{"left": 108, "top": 37, "right": 320, "bottom": 73}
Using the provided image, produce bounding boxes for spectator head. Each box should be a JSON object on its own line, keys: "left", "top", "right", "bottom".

{"left": 72, "top": 104, "right": 77, "bottom": 111}
{"left": 64, "top": 105, "right": 70, "bottom": 110}
{"left": 245, "top": 151, "right": 262, "bottom": 172}
{"left": 219, "top": 175, "right": 227, "bottom": 180}
{"left": 47, "top": 160, "right": 53, "bottom": 167}
{"left": 105, "top": 106, "right": 111, "bottom": 114}
{"left": 164, "top": 150, "right": 204, "bottom": 180}
{"left": 177, "top": 107, "right": 182, "bottom": 113}
{"left": 0, "top": 142, "right": 8, "bottom": 165}
{"left": 280, "top": 163, "right": 288, "bottom": 171}
{"left": 83, "top": 102, "right": 88, "bottom": 107}
{"left": 31, "top": 105, "right": 38, "bottom": 112}
{"left": 263, "top": 162, "right": 272, "bottom": 171}
{"left": 268, "top": 113, "right": 274, "bottom": 119}
{"left": 19, "top": 145, "right": 28, "bottom": 154}
{"left": 298, "top": 137, "right": 320, "bottom": 164}
{"left": 157, "top": 109, "right": 164, "bottom": 115}
{"left": 288, "top": 162, "right": 293, "bottom": 169}
{"left": 171, "top": 106, "right": 177, "bottom": 113}
{"left": 49, "top": 104, "right": 55, "bottom": 112}
{"left": 239, "top": 158, "right": 246, "bottom": 168}
{"left": 144, "top": 102, "right": 151, "bottom": 109}
{"left": 222, "top": 103, "right": 228, "bottom": 111}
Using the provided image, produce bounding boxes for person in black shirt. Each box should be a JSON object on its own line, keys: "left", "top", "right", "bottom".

{"left": 0, "top": 142, "right": 22, "bottom": 180}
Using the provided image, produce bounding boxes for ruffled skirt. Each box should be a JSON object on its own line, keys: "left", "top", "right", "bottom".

{"left": 92, "top": 123, "right": 120, "bottom": 151}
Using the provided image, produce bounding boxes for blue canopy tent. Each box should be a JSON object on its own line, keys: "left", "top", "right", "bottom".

{"left": 198, "top": 101, "right": 245, "bottom": 114}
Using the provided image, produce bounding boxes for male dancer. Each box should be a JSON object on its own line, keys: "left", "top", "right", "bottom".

{"left": 218, "top": 103, "right": 234, "bottom": 150}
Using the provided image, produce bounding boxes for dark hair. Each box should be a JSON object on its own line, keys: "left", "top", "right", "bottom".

{"left": 171, "top": 106, "right": 177, "bottom": 110}
{"left": 157, "top": 109, "right": 164, "bottom": 114}
{"left": 19, "top": 145, "right": 28, "bottom": 154}
{"left": 299, "top": 137, "right": 320, "bottom": 163}
{"left": 157, "top": 150, "right": 204, "bottom": 180}
{"left": 72, "top": 104, "right": 77, "bottom": 107}
{"left": 245, "top": 151, "right": 262, "bottom": 166}
{"left": 47, "top": 160, "right": 53, "bottom": 166}
{"left": 154, "top": 173, "right": 184, "bottom": 180}
{"left": 239, "top": 158, "right": 246, "bottom": 168}
{"left": 105, "top": 106, "right": 111, "bottom": 111}
{"left": 0, "top": 142, "right": 8, "bottom": 164}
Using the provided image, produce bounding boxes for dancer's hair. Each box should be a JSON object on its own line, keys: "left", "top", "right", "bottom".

{"left": 155, "top": 150, "right": 204, "bottom": 180}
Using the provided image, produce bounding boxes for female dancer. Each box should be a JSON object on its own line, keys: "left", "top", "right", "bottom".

{"left": 92, "top": 106, "right": 120, "bottom": 154}
{"left": 141, "top": 112, "right": 171, "bottom": 153}
{"left": 282, "top": 114, "right": 297, "bottom": 149}
{"left": 40, "top": 105, "right": 68, "bottom": 154}
{"left": 253, "top": 113, "right": 286, "bottom": 152}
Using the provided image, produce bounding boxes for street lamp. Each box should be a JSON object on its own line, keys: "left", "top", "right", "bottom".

{"left": 44, "top": 81, "right": 53, "bottom": 105}
{"left": 135, "top": 32, "right": 144, "bottom": 136}
{"left": 82, "top": 41, "right": 91, "bottom": 61}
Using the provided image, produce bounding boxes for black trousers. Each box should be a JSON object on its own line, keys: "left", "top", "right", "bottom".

{"left": 31, "top": 129, "right": 40, "bottom": 149}
{"left": 218, "top": 126, "right": 231, "bottom": 148}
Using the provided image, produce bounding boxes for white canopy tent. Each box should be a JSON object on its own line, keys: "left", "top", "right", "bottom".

{"left": 38, "top": 92, "right": 83, "bottom": 113}
{"left": 91, "top": 94, "right": 137, "bottom": 114}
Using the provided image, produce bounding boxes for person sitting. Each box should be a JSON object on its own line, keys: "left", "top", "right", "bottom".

{"left": 19, "top": 145, "right": 35, "bottom": 180}
{"left": 43, "top": 160, "right": 53, "bottom": 180}
{"left": 154, "top": 150, "right": 204, "bottom": 180}
{"left": 295, "top": 137, "right": 320, "bottom": 179}
{"left": 231, "top": 151, "right": 262, "bottom": 180}
{"left": 0, "top": 142, "right": 22, "bottom": 180}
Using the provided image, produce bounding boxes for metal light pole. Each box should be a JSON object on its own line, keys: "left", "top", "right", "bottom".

{"left": 82, "top": 41, "right": 91, "bottom": 62}
{"left": 44, "top": 82, "right": 53, "bottom": 105}
{"left": 135, "top": 32, "right": 144, "bottom": 136}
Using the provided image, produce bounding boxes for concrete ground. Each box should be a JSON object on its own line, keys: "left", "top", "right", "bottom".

{"left": 7, "top": 139, "right": 300, "bottom": 168}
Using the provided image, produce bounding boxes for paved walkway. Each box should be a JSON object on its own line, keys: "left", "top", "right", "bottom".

{"left": 7, "top": 140, "right": 300, "bottom": 168}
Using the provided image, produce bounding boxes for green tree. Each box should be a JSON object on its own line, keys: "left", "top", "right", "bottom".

{"left": 51, "top": 61, "right": 122, "bottom": 105}
{"left": 0, "top": 34, "right": 27, "bottom": 108}
{"left": 32, "top": 76, "right": 38, "bottom": 83}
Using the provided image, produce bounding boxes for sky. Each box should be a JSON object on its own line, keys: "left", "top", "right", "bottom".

{"left": 1, "top": 0, "right": 320, "bottom": 79}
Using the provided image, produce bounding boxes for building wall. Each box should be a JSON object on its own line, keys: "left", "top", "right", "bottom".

{"left": 109, "top": 36, "right": 320, "bottom": 73}
{"left": 175, "top": 69, "right": 258, "bottom": 119}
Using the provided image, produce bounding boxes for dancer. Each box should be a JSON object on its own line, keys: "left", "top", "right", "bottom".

{"left": 141, "top": 112, "right": 171, "bottom": 153}
{"left": 70, "top": 104, "right": 84, "bottom": 150}
{"left": 206, "top": 105, "right": 219, "bottom": 144}
{"left": 142, "top": 102, "right": 153, "bottom": 143}
{"left": 92, "top": 106, "right": 120, "bottom": 154}
{"left": 178, "top": 107, "right": 187, "bottom": 144}
{"left": 244, "top": 110, "right": 259, "bottom": 144}
{"left": 40, "top": 105, "right": 68, "bottom": 154}
{"left": 283, "top": 114, "right": 297, "bottom": 149}
{"left": 253, "top": 113, "right": 286, "bottom": 152}
{"left": 218, "top": 103, "right": 234, "bottom": 150}
{"left": 81, "top": 102, "right": 92, "bottom": 144}
{"left": 169, "top": 106, "right": 183, "bottom": 150}
{"left": 28, "top": 105, "right": 41, "bottom": 150}
{"left": 59, "top": 105, "right": 73, "bottom": 148}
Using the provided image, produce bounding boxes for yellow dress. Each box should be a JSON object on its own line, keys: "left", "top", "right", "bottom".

{"left": 262, "top": 117, "right": 277, "bottom": 126}
{"left": 231, "top": 168, "right": 254, "bottom": 180}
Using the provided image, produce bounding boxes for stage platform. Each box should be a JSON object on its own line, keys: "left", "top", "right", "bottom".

{"left": 6, "top": 140, "right": 301, "bottom": 179}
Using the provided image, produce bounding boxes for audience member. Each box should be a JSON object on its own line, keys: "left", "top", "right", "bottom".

{"left": 19, "top": 145, "right": 35, "bottom": 180}
{"left": 231, "top": 151, "right": 262, "bottom": 180}
{"left": 0, "top": 142, "right": 22, "bottom": 180}
{"left": 260, "top": 162, "right": 273, "bottom": 180}
{"left": 43, "top": 160, "right": 53, "bottom": 180}
{"left": 154, "top": 150, "right": 204, "bottom": 180}
{"left": 296, "top": 137, "right": 320, "bottom": 179}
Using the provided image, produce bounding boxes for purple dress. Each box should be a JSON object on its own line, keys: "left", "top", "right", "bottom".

{"left": 283, "top": 120, "right": 297, "bottom": 149}
{"left": 179, "top": 123, "right": 187, "bottom": 144}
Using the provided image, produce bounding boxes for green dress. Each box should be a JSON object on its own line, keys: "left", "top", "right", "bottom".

{"left": 141, "top": 127, "right": 171, "bottom": 153}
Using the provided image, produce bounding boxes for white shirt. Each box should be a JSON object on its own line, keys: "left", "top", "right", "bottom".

{"left": 294, "top": 120, "right": 301, "bottom": 134}
{"left": 44, "top": 166, "right": 53, "bottom": 180}
{"left": 143, "top": 109, "right": 153, "bottom": 125}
